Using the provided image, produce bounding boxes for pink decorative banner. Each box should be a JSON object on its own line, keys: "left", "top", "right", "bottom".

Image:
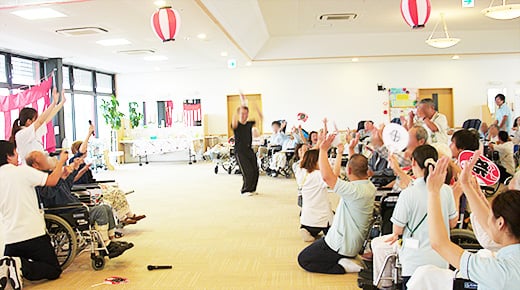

{"left": 0, "top": 77, "right": 56, "bottom": 152}
{"left": 165, "top": 100, "right": 173, "bottom": 127}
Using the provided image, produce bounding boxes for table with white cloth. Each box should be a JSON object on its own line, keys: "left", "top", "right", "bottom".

{"left": 120, "top": 138, "right": 197, "bottom": 165}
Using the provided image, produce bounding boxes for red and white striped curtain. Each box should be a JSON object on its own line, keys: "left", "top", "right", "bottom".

{"left": 183, "top": 100, "right": 201, "bottom": 127}
{"left": 0, "top": 77, "right": 56, "bottom": 152}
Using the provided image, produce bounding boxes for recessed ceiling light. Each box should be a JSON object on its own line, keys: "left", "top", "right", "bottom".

{"left": 197, "top": 33, "right": 207, "bottom": 39}
{"left": 246, "top": 61, "right": 252, "bottom": 66}
{"left": 452, "top": 55, "right": 460, "bottom": 60}
{"left": 220, "top": 51, "right": 228, "bottom": 57}
{"left": 144, "top": 55, "right": 168, "bottom": 61}
{"left": 11, "top": 8, "right": 67, "bottom": 20}
{"left": 352, "top": 58, "right": 359, "bottom": 62}
{"left": 154, "top": 0, "right": 167, "bottom": 7}
{"left": 96, "top": 38, "right": 131, "bottom": 46}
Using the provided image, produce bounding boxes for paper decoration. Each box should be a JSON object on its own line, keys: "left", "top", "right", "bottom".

{"left": 297, "top": 112, "right": 308, "bottom": 122}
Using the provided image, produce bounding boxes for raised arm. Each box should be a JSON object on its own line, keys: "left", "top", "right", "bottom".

{"left": 319, "top": 134, "right": 338, "bottom": 189}
{"left": 45, "top": 150, "right": 68, "bottom": 186}
{"left": 459, "top": 150, "right": 493, "bottom": 235}
{"left": 426, "top": 156, "right": 464, "bottom": 268}
{"left": 348, "top": 133, "right": 360, "bottom": 157}
{"left": 333, "top": 142, "right": 344, "bottom": 177}
{"left": 231, "top": 108, "right": 239, "bottom": 130}
{"left": 79, "top": 123, "right": 95, "bottom": 154}
{"left": 32, "top": 88, "right": 58, "bottom": 130}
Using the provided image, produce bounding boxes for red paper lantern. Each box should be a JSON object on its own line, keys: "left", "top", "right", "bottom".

{"left": 151, "top": 6, "right": 181, "bottom": 42}
{"left": 400, "top": 0, "right": 431, "bottom": 29}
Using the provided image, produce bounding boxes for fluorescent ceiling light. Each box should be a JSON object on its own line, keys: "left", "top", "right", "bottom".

{"left": 96, "top": 38, "right": 131, "bottom": 46}
{"left": 11, "top": 8, "right": 66, "bottom": 20}
{"left": 452, "top": 55, "right": 460, "bottom": 60}
{"left": 144, "top": 55, "right": 168, "bottom": 61}
{"left": 482, "top": 1, "right": 520, "bottom": 20}
{"left": 352, "top": 58, "right": 359, "bottom": 62}
{"left": 197, "top": 33, "right": 207, "bottom": 39}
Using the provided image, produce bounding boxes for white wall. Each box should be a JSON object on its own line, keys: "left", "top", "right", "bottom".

{"left": 117, "top": 56, "right": 520, "bottom": 135}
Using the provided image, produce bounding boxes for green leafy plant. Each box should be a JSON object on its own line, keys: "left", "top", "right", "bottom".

{"left": 129, "top": 102, "right": 143, "bottom": 128}
{"left": 100, "top": 95, "right": 125, "bottom": 130}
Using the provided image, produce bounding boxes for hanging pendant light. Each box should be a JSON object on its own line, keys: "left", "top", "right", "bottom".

{"left": 425, "top": 13, "right": 460, "bottom": 49}
{"left": 482, "top": 0, "right": 520, "bottom": 20}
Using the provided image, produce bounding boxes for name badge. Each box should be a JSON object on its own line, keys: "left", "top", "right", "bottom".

{"left": 404, "top": 238, "right": 419, "bottom": 249}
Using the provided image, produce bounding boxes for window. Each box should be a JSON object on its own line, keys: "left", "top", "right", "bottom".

{"left": 0, "top": 55, "right": 6, "bottom": 83}
{"left": 96, "top": 73, "right": 112, "bottom": 94}
{"left": 73, "top": 94, "right": 95, "bottom": 139}
{"left": 0, "top": 88, "right": 9, "bottom": 96}
{"left": 63, "top": 92, "right": 74, "bottom": 142}
{"left": 11, "top": 57, "right": 40, "bottom": 85}
{"left": 96, "top": 95, "right": 112, "bottom": 140}
{"left": 73, "top": 69, "right": 93, "bottom": 91}
{"left": 62, "top": 66, "right": 70, "bottom": 90}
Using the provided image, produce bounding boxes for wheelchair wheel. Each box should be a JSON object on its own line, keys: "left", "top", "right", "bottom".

{"left": 450, "top": 229, "right": 482, "bottom": 251}
{"left": 45, "top": 214, "right": 79, "bottom": 270}
{"left": 92, "top": 255, "right": 105, "bottom": 271}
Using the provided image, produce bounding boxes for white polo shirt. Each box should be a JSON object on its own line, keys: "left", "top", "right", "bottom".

{"left": 15, "top": 123, "right": 47, "bottom": 163}
{"left": 294, "top": 167, "right": 333, "bottom": 228}
{"left": 415, "top": 112, "right": 449, "bottom": 144}
{"left": 0, "top": 163, "right": 48, "bottom": 244}
{"left": 325, "top": 178, "right": 376, "bottom": 257}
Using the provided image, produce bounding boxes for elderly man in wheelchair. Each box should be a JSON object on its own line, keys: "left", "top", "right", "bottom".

{"left": 26, "top": 151, "right": 134, "bottom": 270}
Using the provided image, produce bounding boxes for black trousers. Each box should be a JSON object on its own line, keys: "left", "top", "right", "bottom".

{"left": 4, "top": 235, "right": 62, "bottom": 281}
{"left": 235, "top": 148, "right": 259, "bottom": 193}
{"left": 301, "top": 224, "right": 330, "bottom": 237}
{"left": 297, "top": 237, "right": 347, "bottom": 274}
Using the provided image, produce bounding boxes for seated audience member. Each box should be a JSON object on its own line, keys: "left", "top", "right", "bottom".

{"left": 9, "top": 88, "right": 65, "bottom": 163}
{"left": 450, "top": 129, "right": 481, "bottom": 160}
{"left": 405, "top": 98, "right": 449, "bottom": 144}
{"left": 512, "top": 117, "right": 520, "bottom": 144}
{"left": 479, "top": 122, "right": 489, "bottom": 140}
{"left": 489, "top": 131, "right": 515, "bottom": 181}
{"left": 371, "top": 145, "right": 458, "bottom": 289}
{"left": 295, "top": 145, "right": 343, "bottom": 242}
{"left": 487, "top": 124, "right": 499, "bottom": 143}
{"left": 26, "top": 151, "right": 133, "bottom": 259}
{"left": 0, "top": 141, "right": 65, "bottom": 288}
{"left": 359, "top": 121, "right": 374, "bottom": 141}
{"left": 297, "top": 134, "right": 376, "bottom": 274}
{"left": 268, "top": 120, "right": 288, "bottom": 147}
{"left": 70, "top": 125, "right": 146, "bottom": 225}
{"left": 269, "top": 127, "right": 302, "bottom": 174}
{"left": 409, "top": 153, "right": 520, "bottom": 290}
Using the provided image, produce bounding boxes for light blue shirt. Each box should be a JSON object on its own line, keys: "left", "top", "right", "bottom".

{"left": 391, "top": 178, "right": 457, "bottom": 276}
{"left": 495, "top": 103, "right": 512, "bottom": 133}
{"left": 325, "top": 178, "right": 376, "bottom": 257}
{"left": 269, "top": 132, "right": 288, "bottom": 146}
{"left": 460, "top": 244, "right": 520, "bottom": 290}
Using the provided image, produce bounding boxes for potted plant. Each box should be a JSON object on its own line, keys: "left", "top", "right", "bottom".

{"left": 128, "top": 102, "right": 143, "bottom": 129}
{"left": 100, "top": 95, "right": 125, "bottom": 152}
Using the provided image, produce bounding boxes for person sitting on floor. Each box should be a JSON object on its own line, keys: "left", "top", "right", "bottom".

{"left": 0, "top": 141, "right": 66, "bottom": 289}
{"left": 297, "top": 133, "right": 376, "bottom": 274}
{"left": 295, "top": 148, "right": 338, "bottom": 242}
{"left": 69, "top": 123, "right": 145, "bottom": 225}
{"left": 25, "top": 151, "right": 134, "bottom": 259}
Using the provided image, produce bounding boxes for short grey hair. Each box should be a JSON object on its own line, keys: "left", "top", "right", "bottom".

{"left": 419, "top": 98, "right": 436, "bottom": 108}
{"left": 412, "top": 125, "right": 429, "bottom": 142}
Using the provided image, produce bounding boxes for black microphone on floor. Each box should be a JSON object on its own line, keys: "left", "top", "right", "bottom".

{"left": 147, "top": 265, "right": 173, "bottom": 271}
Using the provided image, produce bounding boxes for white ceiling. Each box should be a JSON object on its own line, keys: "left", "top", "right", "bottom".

{"left": 0, "top": 0, "right": 518, "bottom": 74}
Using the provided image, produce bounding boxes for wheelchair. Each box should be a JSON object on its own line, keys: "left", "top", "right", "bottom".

{"left": 357, "top": 190, "right": 482, "bottom": 290}
{"left": 44, "top": 203, "right": 109, "bottom": 271}
{"left": 44, "top": 183, "right": 124, "bottom": 271}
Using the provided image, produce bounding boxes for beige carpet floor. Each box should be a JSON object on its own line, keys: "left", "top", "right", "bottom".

{"left": 25, "top": 161, "right": 360, "bottom": 290}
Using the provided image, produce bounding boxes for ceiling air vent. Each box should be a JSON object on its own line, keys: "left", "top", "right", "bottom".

{"left": 318, "top": 13, "right": 358, "bottom": 21}
{"left": 56, "top": 27, "right": 108, "bottom": 36}
{"left": 117, "top": 49, "right": 156, "bottom": 56}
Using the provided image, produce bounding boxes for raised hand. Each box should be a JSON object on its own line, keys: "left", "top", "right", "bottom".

{"left": 320, "top": 133, "right": 336, "bottom": 151}
{"left": 51, "top": 87, "right": 59, "bottom": 105}
{"left": 426, "top": 156, "right": 450, "bottom": 194}
{"left": 349, "top": 133, "right": 360, "bottom": 150}
{"left": 337, "top": 142, "right": 345, "bottom": 155}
